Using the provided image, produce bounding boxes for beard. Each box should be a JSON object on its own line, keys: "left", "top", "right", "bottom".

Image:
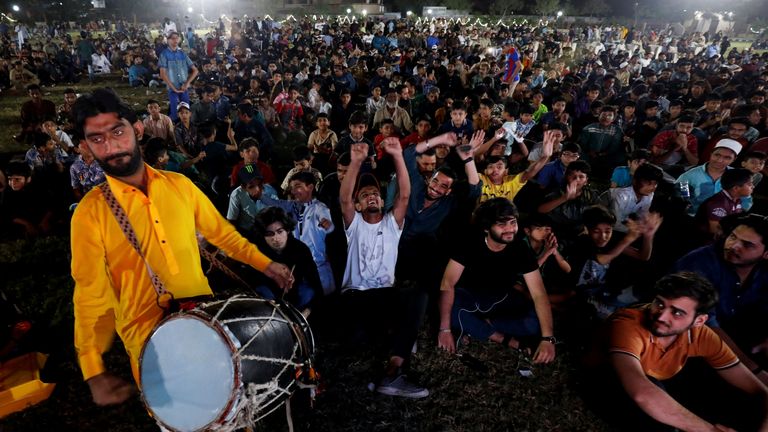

{"left": 488, "top": 229, "right": 515, "bottom": 245}
{"left": 96, "top": 144, "right": 143, "bottom": 178}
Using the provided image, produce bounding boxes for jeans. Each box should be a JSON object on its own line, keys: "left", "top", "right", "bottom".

{"left": 451, "top": 287, "right": 540, "bottom": 341}
{"left": 253, "top": 282, "right": 314, "bottom": 310}
{"left": 167, "top": 89, "right": 190, "bottom": 121}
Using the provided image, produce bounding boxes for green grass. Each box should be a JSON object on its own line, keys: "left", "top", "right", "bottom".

{"left": 0, "top": 78, "right": 168, "bottom": 159}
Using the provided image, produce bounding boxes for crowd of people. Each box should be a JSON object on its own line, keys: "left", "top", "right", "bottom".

{"left": 1, "top": 12, "right": 768, "bottom": 431}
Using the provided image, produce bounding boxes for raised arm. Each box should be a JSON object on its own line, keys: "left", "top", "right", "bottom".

{"left": 340, "top": 142, "right": 368, "bottom": 228}
{"left": 459, "top": 130, "right": 484, "bottom": 186}
{"left": 520, "top": 130, "right": 556, "bottom": 182}
{"left": 474, "top": 128, "right": 505, "bottom": 157}
{"left": 382, "top": 137, "right": 410, "bottom": 227}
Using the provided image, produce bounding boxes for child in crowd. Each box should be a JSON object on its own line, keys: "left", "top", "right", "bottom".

{"left": 227, "top": 163, "right": 278, "bottom": 234}
{"left": 281, "top": 145, "right": 323, "bottom": 194}
{"left": 275, "top": 84, "right": 304, "bottom": 132}
{"left": 25, "top": 131, "right": 67, "bottom": 174}
{"left": 522, "top": 213, "right": 572, "bottom": 306}
{"left": 229, "top": 138, "right": 275, "bottom": 188}
{"left": 567, "top": 205, "right": 661, "bottom": 318}
{"left": 697, "top": 168, "right": 753, "bottom": 238}
{"left": 610, "top": 149, "right": 651, "bottom": 188}
{"left": 0, "top": 162, "right": 53, "bottom": 239}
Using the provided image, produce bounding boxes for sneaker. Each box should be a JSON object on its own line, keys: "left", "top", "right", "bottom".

{"left": 375, "top": 374, "right": 429, "bottom": 399}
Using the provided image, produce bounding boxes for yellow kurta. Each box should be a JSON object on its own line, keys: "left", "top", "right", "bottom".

{"left": 72, "top": 165, "right": 272, "bottom": 382}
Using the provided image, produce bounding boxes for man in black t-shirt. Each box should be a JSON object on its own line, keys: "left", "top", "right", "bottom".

{"left": 437, "top": 198, "right": 556, "bottom": 364}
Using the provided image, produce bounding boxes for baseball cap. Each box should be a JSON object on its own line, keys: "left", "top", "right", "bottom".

{"left": 714, "top": 139, "right": 743, "bottom": 156}
{"left": 238, "top": 164, "right": 264, "bottom": 184}
{"left": 177, "top": 101, "right": 191, "bottom": 111}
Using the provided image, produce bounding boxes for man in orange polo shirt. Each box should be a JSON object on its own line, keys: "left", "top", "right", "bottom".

{"left": 70, "top": 88, "right": 294, "bottom": 406}
{"left": 605, "top": 272, "right": 768, "bottom": 431}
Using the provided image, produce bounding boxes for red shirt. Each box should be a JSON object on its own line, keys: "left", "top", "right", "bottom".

{"left": 230, "top": 160, "right": 276, "bottom": 187}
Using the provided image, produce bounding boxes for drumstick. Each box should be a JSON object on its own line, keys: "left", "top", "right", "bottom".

{"left": 282, "top": 265, "right": 296, "bottom": 301}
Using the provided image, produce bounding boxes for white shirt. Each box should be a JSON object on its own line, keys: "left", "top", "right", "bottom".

{"left": 342, "top": 212, "right": 402, "bottom": 291}
{"left": 607, "top": 186, "right": 653, "bottom": 233}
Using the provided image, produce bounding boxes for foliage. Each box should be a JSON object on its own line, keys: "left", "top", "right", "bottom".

{"left": 440, "top": 0, "right": 475, "bottom": 12}
{"left": 489, "top": 0, "right": 527, "bottom": 17}
{"left": 533, "top": 0, "right": 562, "bottom": 16}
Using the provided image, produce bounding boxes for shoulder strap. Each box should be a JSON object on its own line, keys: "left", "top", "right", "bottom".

{"left": 99, "top": 182, "right": 173, "bottom": 310}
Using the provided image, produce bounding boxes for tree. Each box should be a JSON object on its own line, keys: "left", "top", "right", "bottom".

{"left": 580, "top": 0, "right": 611, "bottom": 17}
{"left": 533, "top": 0, "right": 561, "bottom": 16}
{"left": 489, "top": 0, "right": 526, "bottom": 16}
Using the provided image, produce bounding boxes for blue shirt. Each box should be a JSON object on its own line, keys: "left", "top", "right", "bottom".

{"left": 128, "top": 64, "right": 149, "bottom": 85}
{"left": 226, "top": 184, "right": 278, "bottom": 231}
{"left": 158, "top": 46, "right": 193, "bottom": 88}
{"left": 401, "top": 146, "right": 481, "bottom": 240}
{"left": 672, "top": 244, "right": 768, "bottom": 328}
{"left": 535, "top": 160, "right": 566, "bottom": 191}
{"left": 259, "top": 196, "right": 334, "bottom": 266}
{"left": 610, "top": 166, "right": 631, "bottom": 187}
{"left": 677, "top": 163, "right": 724, "bottom": 217}
{"left": 69, "top": 156, "right": 106, "bottom": 191}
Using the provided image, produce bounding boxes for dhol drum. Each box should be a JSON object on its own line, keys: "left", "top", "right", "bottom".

{"left": 139, "top": 295, "right": 315, "bottom": 432}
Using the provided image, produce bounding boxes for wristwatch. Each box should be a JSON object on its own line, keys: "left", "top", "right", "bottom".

{"left": 541, "top": 336, "right": 557, "bottom": 344}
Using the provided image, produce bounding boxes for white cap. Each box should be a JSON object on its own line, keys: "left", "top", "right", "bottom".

{"left": 713, "top": 138, "right": 742, "bottom": 156}
{"left": 619, "top": 61, "right": 629, "bottom": 69}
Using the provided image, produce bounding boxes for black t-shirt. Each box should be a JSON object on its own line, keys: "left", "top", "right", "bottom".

{"left": 450, "top": 233, "right": 538, "bottom": 296}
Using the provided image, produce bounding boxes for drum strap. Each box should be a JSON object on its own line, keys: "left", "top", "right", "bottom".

{"left": 99, "top": 181, "right": 175, "bottom": 311}
{"left": 100, "top": 182, "right": 252, "bottom": 307}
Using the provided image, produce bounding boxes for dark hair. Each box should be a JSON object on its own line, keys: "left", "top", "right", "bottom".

{"left": 628, "top": 148, "right": 651, "bottom": 161}
{"left": 63, "top": 88, "right": 76, "bottom": 95}
{"left": 146, "top": 99, "right": 159, "bottom": 106}
{"left": 503, "top": 101, "right": 520, "bottom": 117}
{"left": 633, "top": 163, "right": 664, "bottom": 184}
{"left": 435, "top": 165, "right": 457, "bottom": 182}
{"left": 669, "top": 99, "right": 685, "bottom": 108}
{"left": 254, "top": 207, "right": 297, "bottom": 236}
{"left": 379, "top": 118, "right": 394, "bottom": 127}
{"left": 198, "top": 122, "right": 216, "bottom": 139}
{"left": 705, "top": 93, "right": 722, "bottom": 102}
{"left": 32, "top": 131, "right": 52, "bottom": 149}
{"left": 677, "top": 114, "right": 696, "bottom": 124}
{"left": 315, "top": 112, "right": 329, "bottom": 120}
{"left": 418, "top": 148, "right": 437, "bottom": 157}
{"left": 655, "top": 272, "right": 718, "bottom": 314}
{"left": 485, "top": 155, "right": 508, "bottom": 167}
{"left": 582, "top": 205, "right": 616, "bottom": 229}
{"left": 337, "top": 152, "right": 352, "bottom": 166}
{"left": 473, "top": 198, "right": 519, "bottom": 232}
{"left": 144, "top": 137, "right": 168, "bottom": 166}
{"left": 548, "top": 122, "right": 568, "bottom": 134}
{"left": 5, "top": 161, "right": 32, "bottom": 178}
{"left": 288, "top": 170, "right": 317, "bottom": 188}
{"left": 292, "top": 145, "right": 312, "bottom": 162}
{"left": 525, "top": 212, "right": 553, "bottom": 228}
{"left": 562, "top": 142, "right": 582, "bottom": 154}
{"left": 239, "top": 137, "right": 259, "bottom": 152}
{"left": 721, "top": 168, "right": 754, "bottom": 190}
{"left": 451, "top": 100, "right": 466, "bottom": 112}
{"left": 348, "top": 111, "right": 367, "bottom": 126}
{"left": 519, "top": 104, "right": 535, "bottom": 115}
{"left": 564, "top": 160, "right": 591, "bottom": 176}
{"left": 27, "top": 84, "right": 41, "bottom": 92}
{"left": 237, "top": 103, "right": 254, "bottom": 117}
{"left": 728, "top": 117, "right": 749, "bottom": 128}
{"left": 742, "top": 150, "right": 767, "bottom": 161}
{"left": 73, "top": 88, "right": 138, "bottom": 140}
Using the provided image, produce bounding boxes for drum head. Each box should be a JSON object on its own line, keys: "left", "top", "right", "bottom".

{"left": 140, "top": 315, "right": 236, "bottom": 432}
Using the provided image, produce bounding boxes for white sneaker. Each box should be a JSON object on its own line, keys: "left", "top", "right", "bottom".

{"left": 375, "top": 374, "right": 429, "bottom": 399}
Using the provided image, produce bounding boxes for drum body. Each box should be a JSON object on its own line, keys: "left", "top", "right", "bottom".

{"left": 139, "top": 296, "right": 314, "bottom": 432}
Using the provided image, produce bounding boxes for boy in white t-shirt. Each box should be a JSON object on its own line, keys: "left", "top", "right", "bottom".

{"left": 340, "top": 137, "right": 428, "bottom": 399}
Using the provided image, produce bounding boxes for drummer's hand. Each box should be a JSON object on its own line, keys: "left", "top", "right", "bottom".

{"left": 265, "top": 262, "right": 294, "bottom": 291}
{"left": 87, "top": 372, "right": 135, "bottom": 406}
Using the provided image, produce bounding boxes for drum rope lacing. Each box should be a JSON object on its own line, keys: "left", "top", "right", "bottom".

{"left": 197, "top": 296, "right": 313, "bottom": 432}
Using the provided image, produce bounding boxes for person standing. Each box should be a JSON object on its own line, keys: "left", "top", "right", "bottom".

{"left": 159, "top": 31, "right": 198, "bottom": 121}
{"left": 70, "top": 88, "right": 293, "bottom": 406}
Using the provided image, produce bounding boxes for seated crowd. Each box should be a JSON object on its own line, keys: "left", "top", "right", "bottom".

{"left": 1, "top": 15, "right": 768, "bottom": 431}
